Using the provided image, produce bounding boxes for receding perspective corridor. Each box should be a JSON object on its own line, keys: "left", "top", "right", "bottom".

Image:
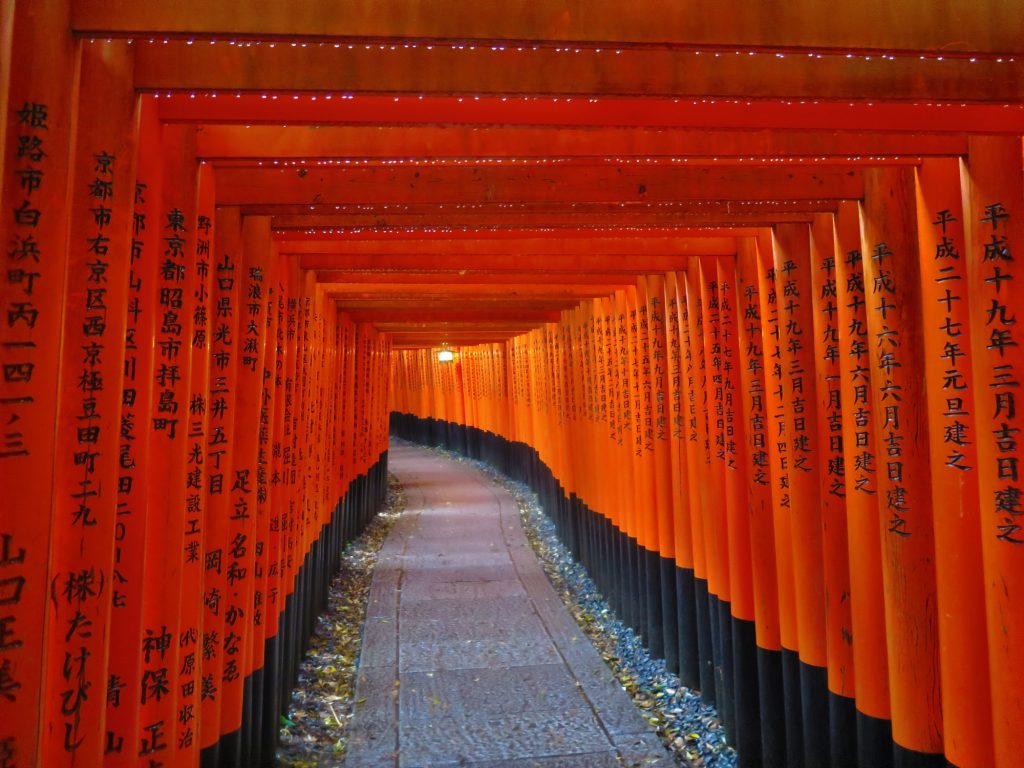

{"left": 342, "top": 441, "right": 670, "bottom": 767}
{"left": 5, "top": 4, "right": 1024, "bottom": 768}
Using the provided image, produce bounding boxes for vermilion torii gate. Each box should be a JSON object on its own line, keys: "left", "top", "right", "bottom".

{"left": 2, "top": 2, "right": 1024, "bottom": 767}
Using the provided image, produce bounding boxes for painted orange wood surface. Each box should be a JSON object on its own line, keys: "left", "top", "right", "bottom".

{"left": 663, "top": 273, "right": 695, "bottom": 573}
{"left": 963, "top": 135, "right": 1024, "bottom": 768}
{"left": 808, "top": 213, "right": 855, "bottom": 701}
{"left": 716, "top": 257, "right": 754, "bottom": 624}
{"left": 859, "top": 166, "right": 943, "bottom": 756}
{"left": 754, "top": 242, "right": 799, "bottom": 655}
{"left": 106, "top": 96, "right": 159, "bottom": 768}
{"left": 0, "top": 6, "right": 76, "bottom": 764}
{"left": 41, "top": 39, "right": 137, "bottom": 768}
{"left": 697, "top": 257, "right": 728, "bottom": 605}
{"left": 915, "top": 157, "right": 994, "bottom": 768}
{"left": 832, "top": 200, "right": 891, "bottom": 724}
{"left": 734, "top": 243, "right": 782, "bottom": 652}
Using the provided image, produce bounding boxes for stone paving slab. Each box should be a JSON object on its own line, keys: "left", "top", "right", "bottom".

{"left": 399, "top": 636, "right": 566, "bottom": 674}
{"left": 399, "top": 577, "right": 527, "bottom": 603}
{"left": 346, "top": 442, "right": 671, "bottom": 768}
{"left": 399, "top": 664, "right": 582, "bottom": 722}
{"left": 433, "top": 752, "right": 625, "bottom": 768}
{"left": 399, "top": 708, "right": 609, "bottom": 767}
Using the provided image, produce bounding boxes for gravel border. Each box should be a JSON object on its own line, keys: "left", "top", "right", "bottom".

{"left": 276, "top": 474, "right": 406, "bottom": 767}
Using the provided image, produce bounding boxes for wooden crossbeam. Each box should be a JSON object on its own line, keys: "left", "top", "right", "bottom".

{"left": 72, "top": 0, "right": 1024, "bottom": 57}
{"left": 312, "top": 271, "right": 641, "bottom": 285}
{"left": 276, "top": 231, "right": 750, "bottom": 247}
{"left": 214, "top": 165, "right": 862, "bottom": 205}
{"left": 130, "top": 41, "right": 1024, "bottom": 102}
{"left": 340, "top": 308, "right": 562, "bottom": 323}
{"left": 157, "top": 94, "right": 1024, "bottom": 133}
{"left": 195, "top": 125, "right": 966, "bottom": 160}
{"left": 263, "top": 201, "right": 833, "bottom": 220}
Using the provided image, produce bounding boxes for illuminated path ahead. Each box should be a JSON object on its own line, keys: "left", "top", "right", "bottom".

{"left": 345, "top": 441, "right": 672, "bottom": 768}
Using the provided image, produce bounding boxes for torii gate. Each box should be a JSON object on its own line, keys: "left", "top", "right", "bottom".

{"left": 1, "top": 3, "right": 1023, "bottom": 767}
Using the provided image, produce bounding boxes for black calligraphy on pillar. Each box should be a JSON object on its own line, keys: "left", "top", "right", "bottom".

{"left": 819, "top": 255, "right": 846, "bottom": 497}
{"left": 617, "top": 308, "right": 633, "bottom": 457}
{"left": 931, "top": 209, "right": 975, "bottom": 474}
{"left": 869, "top": 243, "right": 910, "bottom": 536}
{"left": 979, "top": 202, "right": 1023, "bottom": 544}
{"left": 179, "top": 212, "right": 212, "bottom": 749}
{"left": 779, "top": 257, "right": 815, "bottom": 485}
{"left": 705, "top": 278, "right": 727, "bottom": 464}
{"left": 666, "top": 294, "right": 683, "bottom": 444}
{"left": 116, "top": 181, "right": 148, "bottom": 601}
{"left": 719, "top": 277, "right": 738, "bottom": 470}
{"left": 212, "top": 250, "right": 244, "bottom": 686}
{"left": 55, "top": 566, "right": 105, "bottom": 753}
{"left": 650, "top": 293, "right": 667, "bottom": 445}
{"left": 743, "top": 280, "right": 770, "bottom": 486}
{"left": 0, "top": 534, "right": 27, "bottom": 714}
{"left": 681, "top": 289, "right": 700, "bottom": 451}
{"left": 153, "top": 208, "right": 188, "bottom": 440}
{"left": 764, "top": 266, "right": 790, "bottom": 508}
{"left": 245, "top": 267, "right": 265, "bottom": 629}
{"left": 56, "top": 149, "right": 117, "bottom": 753}
{"left": 2, "top": 102, "right": 50, "bottom": 462}
{"left": 639, "top": 298, "right": 654, "bottom": 453}
{"left": 842, "top": 249, "right": 876, "bottom": 498}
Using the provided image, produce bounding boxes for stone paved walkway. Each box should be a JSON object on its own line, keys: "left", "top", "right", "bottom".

{"left": 345, "top": 442, "right": 673, "bottom": 768}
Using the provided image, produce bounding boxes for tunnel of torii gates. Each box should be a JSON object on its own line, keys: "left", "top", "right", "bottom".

{"left": 6, "top": 3, "right": 1024, "bottom": 768}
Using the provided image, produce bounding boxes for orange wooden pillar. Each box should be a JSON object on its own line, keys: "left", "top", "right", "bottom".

{"left": 591, "top": 300, "right": 619, "bottom": 609}
{"left": 624, "top": 283, "right": 656, "bottom": 644}
{"left": 859, "top": 166, "right": 944, "bottom": 765}
{"left": 772, "top": 222, "right": 831, "bottom": 768}
{"left": 576, "top": 303, "right": 594, "bottom": 523}
{"left": 496, "top": 342, "right": 511, "bottom": 441}
{"left": 633, "top": 279, "right": 665, "bottom": 660}
{"left": 578, "top": 303, "right": 595, "bottom": 583}
{"left": 506, "top": 337, "right": 521, "bottom": 451}
{"left": 0, "top": 5, "right": 76, "bottom": 765}
{"left": 175, "top": 160, "right": 214, "bottom": 767}
{"left": 40, "top": 40, "right": 137, "bottom": 768}
{"left": 681, "top": 266, "right": 715, "bottom": 699}
{"left": 963, "top": 135, "right": 1024, "bottom": 768}
{"left": 613, "top": 290, "right": 642, "bottom": 633}
{"left": 266, "top": 259, "right": 294, "bottom": 733}
{"left": 755, "top": 236, "right": 804, "bottom": 766}
{"left": 559, "top": 309, "right": 584, "bottom": 572}
{"left": 260, "top": 256, "right": 293, "bottom": 747}
{"left": 734, "top": 241, "right": 786, "bottom": 766}
{"left": 833, "top": 200, "right": 893, "bottom": 767}
{"left": 716, "top": 255, "right": 761, "bottom": 763}
{"left": 663, "top": 272, "right": 699, "bottom": 689}
{"left": 199, "top": 205, "right": 245, "bottom": 763}
{"left": 106, "top": 96, "right": 161, "bottom": 768}
{"left": 550, "top": 320, "right": 576, "bottom": 558}
{"left": 136, "top": 122, "right": 199, "bottom": 768}
{"left": 646, "top": 274, "right": 680, "bottom": 673}
{"left": 599, "top": 296, "right": 630, "bottom": 618}
{"left": 915, "top": 156, "right": 994, "bottom": 768}
{"left": 808, "top": 213, "right": 858, "bottom": 765}
{"left": 697, "top": 255, "right": 734, "bottom": 726}
{"left": 241, "top": 215, "right": 277, "bottom": 767}
{"left": 555, "top": 320, "right": 576, "bottom": 540}
{"left": 131, "top": 149, "right": 194, "bottom": 764}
